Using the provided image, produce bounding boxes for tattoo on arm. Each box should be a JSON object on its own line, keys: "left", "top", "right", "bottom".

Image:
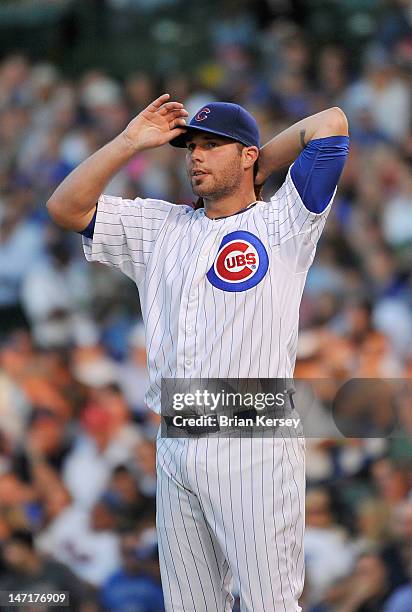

{"left": 299, "top": 129, "right": 306, "bottom": 149}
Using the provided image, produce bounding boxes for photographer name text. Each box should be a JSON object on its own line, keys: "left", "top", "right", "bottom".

{"left": 172, "top": 414, "right": 301, "bottom": 429}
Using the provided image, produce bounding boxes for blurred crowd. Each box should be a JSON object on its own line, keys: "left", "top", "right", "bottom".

{"left": 0, "top": 1, "right": 412, "bottom": 610}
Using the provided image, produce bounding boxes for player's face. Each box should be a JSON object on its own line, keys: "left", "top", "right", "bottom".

{"left": 185, "top": 133, "right": 244, "bottom": 199}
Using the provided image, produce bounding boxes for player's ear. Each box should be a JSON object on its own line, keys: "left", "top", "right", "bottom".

{"left": 243, "top": 146, "right": 259, "bottom": 170}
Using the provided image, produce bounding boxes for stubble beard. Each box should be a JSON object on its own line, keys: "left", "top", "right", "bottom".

{"left": 191, "top": 161, "right": 243, "bottom": 201}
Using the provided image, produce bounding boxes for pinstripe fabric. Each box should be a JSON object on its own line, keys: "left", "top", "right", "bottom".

{"left": 83, "top": 170, "right": 332, "bottom": 412}
{"left": 156, "top": 431, "right": 305, "bottom": 611}
{"left": 82, "top": 169, "right": 333, "bottom": 611}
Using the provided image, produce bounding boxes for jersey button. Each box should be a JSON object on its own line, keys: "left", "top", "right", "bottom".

{"left": 190, "top": 291, "right": 196, "bottom": 299}
{"left": 185, "top": 359, "right": 192, "bottom": 367}
{"left": 186, "top": 325, "right": 192, "bottom": 333}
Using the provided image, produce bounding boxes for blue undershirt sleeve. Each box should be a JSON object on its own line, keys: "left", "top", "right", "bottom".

{"left": 290, "top": 135, "right": 349, "bottom": 214}
{"left": 78, "top": 207, "right": 97, "bottom": 238}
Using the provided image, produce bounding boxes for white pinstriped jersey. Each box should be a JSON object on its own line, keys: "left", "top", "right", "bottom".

{"left": 82, "top": 169, "right": 334, "bottom": 413}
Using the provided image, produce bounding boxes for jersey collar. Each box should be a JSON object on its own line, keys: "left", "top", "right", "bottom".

{"left": 203, "top": 201, "right": 258, "bottom": 221}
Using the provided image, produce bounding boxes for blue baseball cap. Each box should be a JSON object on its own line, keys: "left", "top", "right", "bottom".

{"left": 170, "top": 102, "right": 260, "bottom": 148}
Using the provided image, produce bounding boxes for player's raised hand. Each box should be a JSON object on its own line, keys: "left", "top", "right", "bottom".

{"left": 122, "top": 94, "right": 188, "bottom": 152}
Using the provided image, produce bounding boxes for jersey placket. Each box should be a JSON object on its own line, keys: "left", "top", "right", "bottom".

{"left": 176, "top": 223, "right": 221, "bottom": 377}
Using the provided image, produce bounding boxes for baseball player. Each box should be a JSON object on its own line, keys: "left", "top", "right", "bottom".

{"left": 47, "top": 94, "right": 349, "bottom": 611}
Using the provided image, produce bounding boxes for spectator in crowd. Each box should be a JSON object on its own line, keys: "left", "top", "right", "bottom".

{"left": 343, "top": 44, "right": 410, "bottom": 143}
{"left": 62, "top": 384, "right": 142, "bottom": 508}
{"left": 370, "top": 458, "right": 411, "bottom": 509}
{"left": 304, "top": 487, "right": 355, "bottom": 608}
{"left": 12, "top": 407, "right": 73, "bottom": 482}
{"left": 0, "top": 185, "right": 45, "bottom": 337}
{"left": 314, "top": 549, "right": 394, "bottom": 612}
{"left": 21, "top": 226, "right": 98, "bottom": 349}
{"left": 37, "top": 497, "right": 121, "bottom": 588}
{"left": 100, "top": 512, "right": 165, "bottom": 611}
{"left": 101, "top": 464, "right": 155, "bottom": 530}
{"left": 352, "top": 498, "right": 392, "bottom": 556}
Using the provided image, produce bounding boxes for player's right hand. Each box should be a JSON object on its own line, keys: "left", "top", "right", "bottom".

{"left": 122, "top": 94, "right": 188, "bottom": 152}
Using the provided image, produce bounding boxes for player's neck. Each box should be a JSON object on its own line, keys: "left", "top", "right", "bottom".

{"left": 203, "top": 187, "right": 257, "bottom": 220}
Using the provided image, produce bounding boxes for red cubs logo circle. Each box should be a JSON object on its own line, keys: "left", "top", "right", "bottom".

{"left": 207, "top": 231, "right": 268, "bottom": 292}
{"left": 195, "top": 107, "right": 210, "bottom": 122}
{"left": 215, "top": 240, "right": 258, "bottom": 282}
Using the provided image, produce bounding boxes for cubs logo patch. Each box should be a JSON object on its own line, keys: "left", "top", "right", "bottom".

{"left": 207, "top": 231, "right": 269, "bottom": 292}
{"left": 195, "top": 107, "right": 210, "bottom": 122}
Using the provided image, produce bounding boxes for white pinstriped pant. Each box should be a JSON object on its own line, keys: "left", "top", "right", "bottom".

{"left": 156, "top": 431, "right": 305, "bottom": 611}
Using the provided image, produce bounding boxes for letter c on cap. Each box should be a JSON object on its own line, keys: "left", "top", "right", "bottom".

{"left": 195, "top": 108, "right": 210, "bottom": 122}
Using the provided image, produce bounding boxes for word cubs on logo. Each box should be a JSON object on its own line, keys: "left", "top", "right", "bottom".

{"left": 207, "top": 231, "right": 269, "bottom": 292}
{"left": 195, "top": 107, "right": 210, "bottom": 122}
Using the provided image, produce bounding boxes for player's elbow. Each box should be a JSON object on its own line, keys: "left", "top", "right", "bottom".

{"left": 46, "top": 195, "right": 70, "bottom": 228}
{"left": 46, "top": 194, "right": 80, "bottom": 231}
{"left": 325, "top": 107, "right": 349, "bottom": 136}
